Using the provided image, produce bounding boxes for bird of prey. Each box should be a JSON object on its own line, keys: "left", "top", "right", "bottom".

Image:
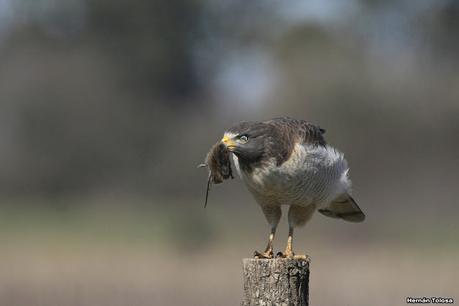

{"left": 201, "top": 117, "right": 365, "bottom": 259}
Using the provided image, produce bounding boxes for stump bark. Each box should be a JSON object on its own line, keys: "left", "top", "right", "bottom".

{"left": 242, "top": 258, "right": 310, "bottom": 306}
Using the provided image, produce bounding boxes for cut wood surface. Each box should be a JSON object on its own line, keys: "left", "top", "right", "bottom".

{"left": 242, "top": 258, "right": 310, "bottom": 306}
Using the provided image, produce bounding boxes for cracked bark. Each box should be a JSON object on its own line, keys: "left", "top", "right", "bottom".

{"left": 242, "top": 258, "right": 310, "bottom": 306}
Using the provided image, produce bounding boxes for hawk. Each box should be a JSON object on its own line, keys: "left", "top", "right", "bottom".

{"left": 202, "top": 117, "right": 365, "bottom": 259}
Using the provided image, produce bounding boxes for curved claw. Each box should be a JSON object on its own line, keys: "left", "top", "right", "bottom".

{"left": 276, "top": 251, "right": 309, "bottom": 260}
{"left": 276, "top": 251, "right": 294, "bottom": 259}
{"left": 254, "top": 250, "right": 273, "bottom": 259}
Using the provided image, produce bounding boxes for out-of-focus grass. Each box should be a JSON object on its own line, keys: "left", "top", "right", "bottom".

{"left": 0, "top": 197, "right": 458, "bottom": 306}
{"left": 1, "top": 195, "right": 458, "bottom": 255}
{"left": 0, "top": 196, "right": 458, "bottom": 255}
{"left": 0, "top": 197, "right": 219, "bottom": 251}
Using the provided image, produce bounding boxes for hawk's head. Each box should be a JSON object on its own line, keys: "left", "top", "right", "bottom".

{"left": 221, "top": 121, "right": 281, "bottom": 165}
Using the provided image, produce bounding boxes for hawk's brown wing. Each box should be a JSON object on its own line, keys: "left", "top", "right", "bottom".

{"left": 264, "top": 117, "right": 327, "bottom": 165}
{"left": 266, "top": 117, "right": 326, "bottom": 146}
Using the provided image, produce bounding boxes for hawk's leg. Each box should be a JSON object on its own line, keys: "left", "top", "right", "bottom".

{"left": 282, "top": 226, "right": 295, "bottom": 258}
{"left": 278, "top": 204, "right": 315, "bottom": 259}
{"left": 254, "top": 205, "right": 281, "bottom": 259}
{"left": 254, "top": 228, "right": 276, "bottom": 259}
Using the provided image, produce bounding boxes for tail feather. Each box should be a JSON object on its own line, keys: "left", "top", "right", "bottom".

{"left": 318, "top": 194, "right": 365, "bottom": 223}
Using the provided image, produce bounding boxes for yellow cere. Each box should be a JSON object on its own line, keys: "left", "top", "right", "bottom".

{"left": 221, "top": 134, "right": 237, "bottom": 149}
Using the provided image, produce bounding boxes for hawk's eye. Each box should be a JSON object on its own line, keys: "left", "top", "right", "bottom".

{"left": 238, "top": 135, "right": 248, "bottom": 143}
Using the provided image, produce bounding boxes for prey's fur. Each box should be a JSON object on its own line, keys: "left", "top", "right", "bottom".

{"left": 199, "top": 142, "right": 233, "bottom": 207}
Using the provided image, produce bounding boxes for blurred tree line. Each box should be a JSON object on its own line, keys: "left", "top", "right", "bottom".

{"left": 0, "top": 0, "right": 457, "bottom": 203}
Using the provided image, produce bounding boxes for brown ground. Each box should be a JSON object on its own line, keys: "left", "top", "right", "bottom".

{"left": 1, "top": 241, "right": 457, "bottom": 306}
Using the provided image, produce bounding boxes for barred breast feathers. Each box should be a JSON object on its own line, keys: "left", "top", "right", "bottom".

{"left": 234, "top": 143, "right": 352, "bottom": 208}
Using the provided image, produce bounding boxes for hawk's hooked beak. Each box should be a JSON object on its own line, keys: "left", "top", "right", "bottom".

{"left": 221, "top": 134, "right": 237, "bottom": 151}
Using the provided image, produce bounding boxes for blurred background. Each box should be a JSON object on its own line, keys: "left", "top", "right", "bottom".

{"left": 0, "top": 0, "right": 458, "bottom": 305}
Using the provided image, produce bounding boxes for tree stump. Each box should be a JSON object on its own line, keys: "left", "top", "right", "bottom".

{"left": 242, "top": 258, "right": 310, "bottom": 306}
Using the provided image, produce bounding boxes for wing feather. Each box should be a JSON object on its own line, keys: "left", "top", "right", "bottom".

{"left": 266, "top": 117, "right": 326, "bottom": 146}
